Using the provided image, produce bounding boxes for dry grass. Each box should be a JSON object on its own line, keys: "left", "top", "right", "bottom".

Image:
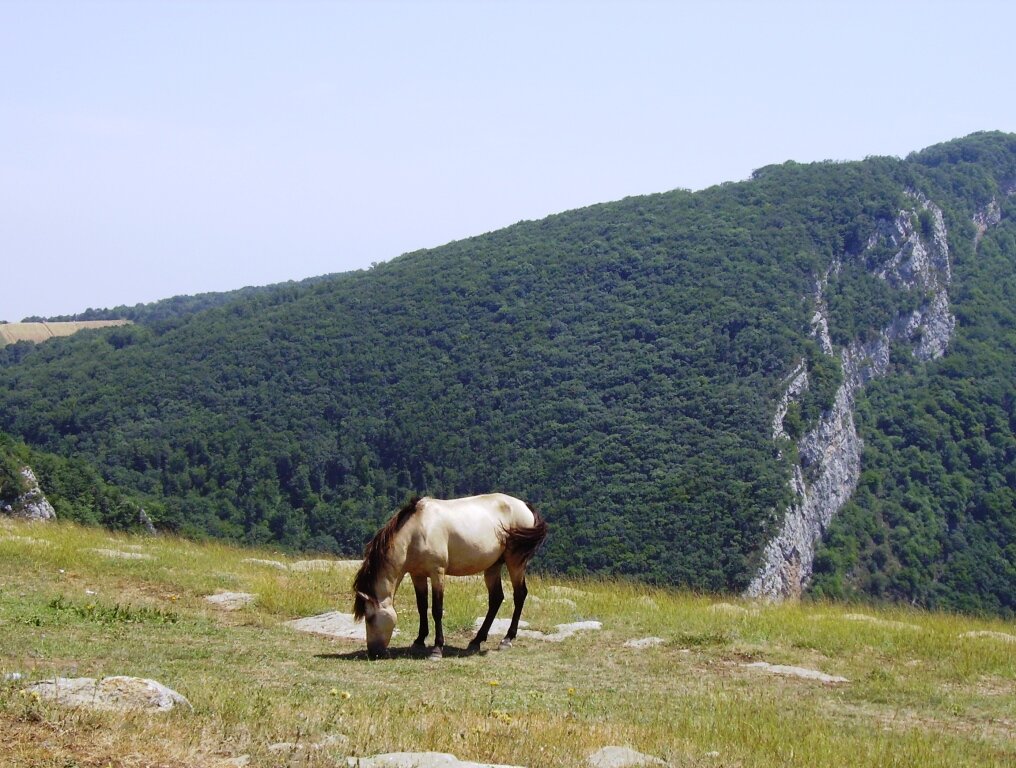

{"left": 1, "top": 519, "right": 1013, "bottom": 767}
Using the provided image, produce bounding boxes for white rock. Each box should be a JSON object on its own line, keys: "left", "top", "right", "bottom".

{"left": 742, "top": 661, "right": 848, "bottom": 684}
{"left": 587, "top": 745, "right": 667, "bottom": 767}
{"left": 25, "top": 676, "right": 191, "bottom": 711}
{"left": 623, "top": 637, "right": 665, "bottom": 649}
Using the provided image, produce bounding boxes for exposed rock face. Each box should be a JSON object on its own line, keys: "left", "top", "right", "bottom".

{"left": 2, "top": 466, "right": 56, "bottom": 521}
{"left": 747, "top": 194, "right": 979, "bottom": 600}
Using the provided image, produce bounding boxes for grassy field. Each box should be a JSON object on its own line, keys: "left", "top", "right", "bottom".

{"left": 0, "top": 518, "right": 1012, "bottom": 767}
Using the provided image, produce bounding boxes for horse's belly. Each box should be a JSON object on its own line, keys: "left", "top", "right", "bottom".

{"left": 443, "top": 537, "right": 503, "bottom": 576}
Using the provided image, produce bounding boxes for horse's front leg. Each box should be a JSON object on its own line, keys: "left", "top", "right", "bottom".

{"left": 411, "top": 573, "right": 429, "bottom": 651}
{"left": 429, "top": 571, "right": 445, "bottom": 660}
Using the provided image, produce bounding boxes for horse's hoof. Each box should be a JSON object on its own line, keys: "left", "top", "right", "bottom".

{"left": 412, "top": 641, "right": 428, "bottom": 654}
{"left": 428, "top": 647, "right": 444, "bottom": 660}
{"left": 466, "top": 641, "right": 483, "bottom": 654}
{"left": 498, "top": 639, "right": 513, "bottom": 651}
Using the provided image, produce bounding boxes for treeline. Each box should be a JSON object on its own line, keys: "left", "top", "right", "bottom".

{"left": 1, "top": 132, "right": 1013, "bottom": 614}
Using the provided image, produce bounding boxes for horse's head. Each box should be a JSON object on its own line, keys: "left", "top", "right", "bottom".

{"left": 356, "top": 591, "right": 396, "bottom": 658}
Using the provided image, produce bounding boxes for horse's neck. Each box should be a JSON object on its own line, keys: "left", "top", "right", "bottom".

{"left": 374, "top": 536, "right": 409, "bottom": 601}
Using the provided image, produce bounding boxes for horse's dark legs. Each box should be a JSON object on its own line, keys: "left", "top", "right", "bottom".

{"left": 469, "top": 563, "right": 505, "bottom": 649}
{"left": 429, "top": 575, "right": 445, "bottom": 659}
{"left": 501, "top": 572, "right": 529, "bottom": 649}
{"left": 411, "top": 573, "right": 428, "bottom": 650}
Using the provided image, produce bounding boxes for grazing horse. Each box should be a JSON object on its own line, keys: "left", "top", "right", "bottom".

{"left": 353, "top": 493, "right": 547, "bottom": 659}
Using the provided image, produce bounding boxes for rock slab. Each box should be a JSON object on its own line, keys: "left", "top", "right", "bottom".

{"left": 473, "top": 618, "right": 602, "bottom": 642}
{"left": 742, "top": 661, "right": 848, "bottom": 684}
{"left": 286, "top": 611, "right": 369, "bottom": 641}
{"left": 587, "top": 746, "right": 668, "bottom": 768}
{"left": 205, "top": 591, "right": 256, "bottom": 610}
{"left": 25, "top": 676, "right": 191, "bottom": 712}
{"left": 347, "top": 752, "right": 523, "bottom": 768}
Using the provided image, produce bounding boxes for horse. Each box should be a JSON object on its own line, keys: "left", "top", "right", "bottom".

{"left": 352, "top": 493, "right": 547, "bottom": 659}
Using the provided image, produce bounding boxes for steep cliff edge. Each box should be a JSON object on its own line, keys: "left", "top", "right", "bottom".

{"left": 746, "top": 193, "right": 991, "bottom": 600}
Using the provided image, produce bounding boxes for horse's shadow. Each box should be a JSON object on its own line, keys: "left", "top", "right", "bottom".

{"left": 315, "top": 644, "right": 488, "bottom": 662}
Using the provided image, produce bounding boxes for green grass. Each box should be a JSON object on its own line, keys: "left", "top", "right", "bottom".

{"left": 0, "top": 518, "right": 1013, "bottom": 767}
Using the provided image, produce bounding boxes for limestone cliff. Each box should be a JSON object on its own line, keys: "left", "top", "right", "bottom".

{"left": 2, "top": 465, "right": 57, "bottom": 521}
{"left": 746, "top": 193, "right": 984, "bottom": 600}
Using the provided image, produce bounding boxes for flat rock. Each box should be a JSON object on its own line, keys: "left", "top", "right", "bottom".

{"left": 546, "top": 585, "right": 588, "bottom": 598}
{"left": 205, "top": 591, "right": 256, "bottom": 610}
{"left": 742, "top": 661, "right": 848, "bottom": 684}
{"left": 959, "top": 630, "right": 1016, "bottom": 643}
{"left": 473, "top": 618, "right": 602, "bottom": 642}
{"left": 287, "top": 611, "right": 377, "bottom": 641}
{"left": 587, "top": 745, "right": 667, "bottom": 767}
{"left": 347, "top": 752, "right": 523, "bottom": 768}
{"left": 242, "top": 557, "right": 288, "bottom": 570}
{"left": 290, "top": 559, "right": 343, "bottom": 572}
{"left": 87, "top": 548, "right": 154, "bottom": 560}
{"left": 842, "top": 613, "right": 920, "bottom": 631}
{"left": 708, "top": 602, "right": 751, "bottom": 616}
{"left": 623, "top": 637, "right": 666, "bottom": 649}
{"left": 24, "top": 676, "right": 191, "bottom": 712}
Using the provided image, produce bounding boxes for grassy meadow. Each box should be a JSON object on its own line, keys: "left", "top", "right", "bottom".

{"left": 0, "top": 518, "right": 1013, "bottom": 767}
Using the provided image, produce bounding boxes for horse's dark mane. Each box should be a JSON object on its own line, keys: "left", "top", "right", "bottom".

{"left": 353, "top": 496, "right": 422, "bottom": 620}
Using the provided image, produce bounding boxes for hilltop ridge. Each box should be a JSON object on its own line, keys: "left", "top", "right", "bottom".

{"left": 1, "top": 132, "right": 1014, "bottom": 616}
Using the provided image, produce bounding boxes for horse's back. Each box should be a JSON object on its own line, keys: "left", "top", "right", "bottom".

{"left": 412, "top": 494, "right": 534, "bottom": 577}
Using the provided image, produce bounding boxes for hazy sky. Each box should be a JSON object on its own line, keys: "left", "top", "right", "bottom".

{"left": 3, "top": 0, "right": 1015, "bottom": 322}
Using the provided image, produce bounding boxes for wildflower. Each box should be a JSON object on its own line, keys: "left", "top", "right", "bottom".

{"left": 329, "top": 688, "right": 339, "bottom": 697}
{"left": 488, "top": 680, "right": 499, "bottom": 687}
{"left": 567, "top": 687, "right": 576, "bottom": 696}
{"left": 341, "top": 691, "right": 351, "bottom": 700}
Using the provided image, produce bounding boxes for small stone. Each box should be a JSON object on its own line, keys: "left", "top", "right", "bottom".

{"left": 623, "top": 637, "right": 665, "bottom": 649}
{"left": 87, "top": 548, "right": 154, "bottom": 560}
{"left": 205, "top": 592, "right": 256, "bottom": 611}
{"left": 959, "top": 630, "right": 1016, "bottom": 643}
{"left": 286, "top": 611, "right": 385, "bottom": 641}
{"left": 242, "top": 558, "right": 288, "bottom": 570}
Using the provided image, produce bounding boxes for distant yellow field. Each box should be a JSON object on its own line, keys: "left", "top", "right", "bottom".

{"left": 0, "top": 320, "right": 131, "bottom": 346}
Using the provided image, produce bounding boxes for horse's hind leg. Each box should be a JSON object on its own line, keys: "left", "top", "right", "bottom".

{"left": 469, "top": 563, "right": 505, "bottom": 650}
{"left": 500, "top": 562, "right": 529, "bottom": 649}
{"left": 411, "top": 573, "right": 429, "bottom": 650}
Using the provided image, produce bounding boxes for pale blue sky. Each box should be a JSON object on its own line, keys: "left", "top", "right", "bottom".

{"left": 2, "top": 0, "right": 1014, "bottom": 321}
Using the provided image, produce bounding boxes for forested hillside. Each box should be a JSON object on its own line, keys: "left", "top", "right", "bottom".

{"left": 2, "top": 132, "right": 1013, "bottom": 615}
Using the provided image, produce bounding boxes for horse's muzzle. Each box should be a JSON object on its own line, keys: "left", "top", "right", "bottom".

{"left": 366, "top": 642, "right": 390, "bottom": 660}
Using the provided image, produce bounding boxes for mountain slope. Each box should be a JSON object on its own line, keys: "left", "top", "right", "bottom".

{"left": 1, "top": 132, "right": 1013, "bottom": 614}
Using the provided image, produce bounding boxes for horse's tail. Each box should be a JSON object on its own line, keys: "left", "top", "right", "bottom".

{"left": 504, "top": 502, "right": 548, "bottom": 567}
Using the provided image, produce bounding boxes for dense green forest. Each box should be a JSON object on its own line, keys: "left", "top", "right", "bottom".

{"left": 1, "top": 132, "right": 1013, "bottom": 615}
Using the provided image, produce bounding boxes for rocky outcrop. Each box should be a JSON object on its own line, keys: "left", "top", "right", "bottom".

{"left": 747, "top": 194, "right": 979, "bottom": 600}
{"left": 2, "top": 466, "right": 56, "bottom": 521}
